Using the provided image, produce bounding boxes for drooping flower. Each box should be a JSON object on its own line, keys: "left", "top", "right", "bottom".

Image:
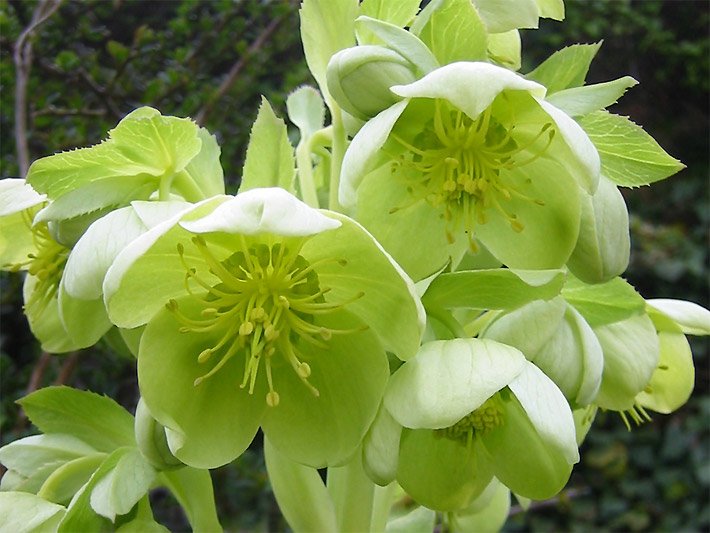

{"left": 364, "top": 338, "right": 579, "bottom": 511}
{"left": 103, "top": 187, "right": 425, "bottom": 469}
{"left": 339, "top": 61, "right": 599, "bottom": 280}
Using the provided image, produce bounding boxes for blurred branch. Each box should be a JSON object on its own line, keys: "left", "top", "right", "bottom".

{"left": 33, "top": 105, "right": 106, "bottom": 118}
{"left": 13, "top": 0, "right": 62, "bottom": 175}
{"left": 194, "top": 15, "right": 284, "bottom": 126}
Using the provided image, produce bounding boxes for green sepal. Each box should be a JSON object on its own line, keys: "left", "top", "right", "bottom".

{"left": 264, "top": 436, "right": 337, "bottom": 533}
{"left": 449, "top": 479, "right": 510, "bottom": 533}
{"left": 240, "top": 97, "right": 296, "bottom": 193}
{"left": 422, "top": 268, "right": 565, "bottom": 311}
{"left": 18, "top": 387, "right": 135, "bottom": 453}
{"left": 579, "top": 111, "right": 685, "bottom": 187}
{"left": 386, "top": 505, "right": 436, "bottom": 532}
{"left": 562, "top": 276, "right": 646, "bottom": 327}
{"left": 526, "top": 42, "right": 602, "bottom": 93}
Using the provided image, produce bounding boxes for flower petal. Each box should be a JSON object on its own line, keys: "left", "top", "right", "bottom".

{"left": 385, "top": 339, "right": 526, "bottom": 429}
{"left": 261, "top": 310, "right": 388, "bottom": 468}
{"left": 390, "top": 62, "right": 545, "bottom": 121}
{"left": 138, "top": 296, "right": 267, "bottom": 469}
{"left": 181, "top": 188, "right": 340, "bottom": 237}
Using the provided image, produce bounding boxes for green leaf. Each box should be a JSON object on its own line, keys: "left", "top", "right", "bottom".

{"left": 546, "top": 76, "right": 638, "bottom": 117}
{"left": 264, "top": 436, "right": 337, "bottom": 533}
{"left": 240, "top": 98, "right": 295, "bottom": 193}
{"left": 578, "top": 111, "right": 685, "bottom": 187}
{"left": 0, "top": 492, "right": 66, "bottom": 533}
{"left": 358, "top": 0, "right": 421, "bottom": 45}
{"left": 38, "top": 454, "right": 106, "bottom": 505}
{"left": 413, "top": 0, "right": 487, "bottom": 64}
{"left": 300, "top": 0, "right": 359, "bottom": 102}
{"left": 0, "top": 434, "right": 98, "bottom": 478}
{"left": 526, "top": 42, "right": 602, "bottom": 93}
{"left": 58, "top": 448, "right": 127, "bottom": 532}
{"left": 19, "top": 387, "right": 135, "bottom": 453}
{"left": 562, "top": 276, "right": 645, "bottom": 327}
{"left": 422, "top": 268, "right": 565, "bottom": 311}
{"left": 536, "top": 0, "right": 565, "bottom": 20}
{"left": 472, "top": 0, "right": 540, "bottom": 33}
{"left": 90, "top": 448, "right": 156, "bottom": 521}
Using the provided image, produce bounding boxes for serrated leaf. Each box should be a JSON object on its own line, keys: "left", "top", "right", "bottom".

{"left": 413, "top": 0, "right": 487, "bottom": 64}
{"left": 300, "top": 0, "right": 359, "bottom": 102}
{"left": 19, "top": 387, "right": 135, "bottom": 453}
{"left": 240, "top": 98, "right": 295, "bottom": 193}
{"left": 562, "top": 277, "right": 646, "bottom": 327}
{"left": 89, "top": 448, "right": 156, "bottom": 521}
{"left": 359, "top": 0, "right": 421, "bottom": 45}
{"left": 422, "top": 269, "right": 565, "bottom": 311}
{"left": 27, "top": 108, "right": 203, "bottom": 207}
{"left": 547, "top": 76, "right": 638, "bottom": 117}
{"left": 579, "top": 111, "right": 685, "bottom": 187}
{"left": 526, "top": 42, "right": 602, "bottom": 93}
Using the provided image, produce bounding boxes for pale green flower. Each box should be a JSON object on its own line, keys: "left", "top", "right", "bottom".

{"left": 365, "top": 338, "right": 579, "bottom": 511}
{"left": 339, "top": 61, "right": 599, "bottom": 280}
{"left": 104, "top": 188, "right": 425, "bottom": 469}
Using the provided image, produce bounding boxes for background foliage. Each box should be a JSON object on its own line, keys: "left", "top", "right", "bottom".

{"left": 1, "top": 0, "right": 707, "bottom": 531}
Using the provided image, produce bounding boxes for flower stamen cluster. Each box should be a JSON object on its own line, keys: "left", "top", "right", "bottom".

{"left": 436, "top": 394, "right": 505, "bottom": 444}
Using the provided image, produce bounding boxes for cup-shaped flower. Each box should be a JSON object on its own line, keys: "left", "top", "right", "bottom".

{"left": 103, "top": 188, "right": 425, "bottom": 469}
{"left": 482, "top": 297, "right": 604, "bottom": 407}
{"left": 0, "top": 179, "right": 75, "bottom": 352}
{"left": 339, "top": 62, "right": 600, "bottom": 280}
{"left": 374, "top": 338, "right": 578, "bottom": 511}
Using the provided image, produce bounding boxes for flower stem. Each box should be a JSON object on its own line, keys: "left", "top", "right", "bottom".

{"left": 328, "top": 104, "right": 346, "bottom": 212}
{"left": 326, "top": 451, "right": 375, "bottom": 532}
{"left": 296, "top": 141, "right": 319, "bottom": 208}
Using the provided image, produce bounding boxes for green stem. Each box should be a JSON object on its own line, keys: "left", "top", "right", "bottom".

{"left": 326, "top": 451, "right": 375, "bottom": 532}
{"left": 296, "top": 141, "right": 320, "bottom": 208}
{"left": 160, "top": 467, "right": 223, "bottom": 533}
{"left": 370, "top": 483, "right": 398, "bottom": 532}
{"left": 328, "top": 104, "right": 346, "bottom": 212}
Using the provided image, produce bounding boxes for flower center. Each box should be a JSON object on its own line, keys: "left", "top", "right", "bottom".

{"left": 436, "top": 394, "right": 505, "bottom": 444}
{"left": 6, "top": 212, "right": 69, "bottom": 317}
{"left": 167, "top": 235, "right": 359, "bottom": 407}
{"left": 391, "top": 99, "right": 554, "bottom": 250}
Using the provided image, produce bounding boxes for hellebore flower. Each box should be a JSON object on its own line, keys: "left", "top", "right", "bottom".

{"left": 365, "top": 338, "right": 579, "bottom": 511}
{"left": 0, "top": 179, "right": 74, "bottom": 352}
{"left": 339, "top": 62, "right": 599, "bottom": 280}
{"left": 103, "top": 188, "right": 424, "bottom": 469}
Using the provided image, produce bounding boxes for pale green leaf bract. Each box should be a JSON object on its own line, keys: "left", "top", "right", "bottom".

{"left": 0, "top": 434, "right": 98, "bottom": 478}
{"left": 562, "top": 276, "right": 646, "bottom": 327}
{"left": 358, "top": 0, "right": 421, "bottom": 45}
{"left": 526, "top": 42, "right": 602, "bottom": 93}
{"left": 413, "top": 0, "right": 488, "bottom": 64}
{"left": 547, "top": 76, "right": 638, "bottom": 117}
{"left": 386, "top": 506, "right": 436, "bottom": 532}
{"left": 579, "top": 110, "right": 685, "bottom": 187}
{"left": 0, "top": 492, "right": 66, "bottom": 533}
{"left": 422, "top": 268, "right": 565, "bottom": 311}
{"left": 89, "top": 448, "right": 156, "bottom": 521}
{"left": 646, "top": 298, "right": 710, "bottom": 335}
{"left": 472, "top": 0, "right": 539, "bottom": 33}
{"left": 536, "top": 0, "right": 565, "bottom": 20}
{"left": 299, "top": 0, "right": 359, "bottom": 103}
{"left": 240, "top": 98, "right": 296, "bottom": 193}
{"left": 0, "top": 178, "right": 45, "bottom": 216}
{"left": 37, "top": 454, "right": 106, "bottom": 506}
{"left": 287, "top": 85, "right": 326, "bottom": 142}
{"left": 19, "top": 387, "right": 135, "bottom": 453}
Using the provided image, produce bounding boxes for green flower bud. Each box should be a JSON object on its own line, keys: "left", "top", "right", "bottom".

{"left": 567, "top": 176, "right": 630, "bottom": 284}
{"left": 327, "top": 45, "right": 417, "bottom": 120}
{"left": 134, "top": 398, "right": 184, "bottom": 471}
